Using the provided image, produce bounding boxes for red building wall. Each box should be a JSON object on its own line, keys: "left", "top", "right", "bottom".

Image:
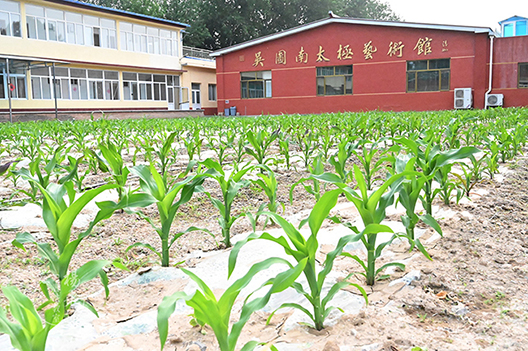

{"left": 216, "top": 22, "right": 494, "bottom": 115}
{"left": 492, "top": 36, "right": 528, "bottom": 107}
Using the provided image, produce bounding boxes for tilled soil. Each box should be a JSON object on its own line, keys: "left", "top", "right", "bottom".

{"left": 1, "top": 154, "right": 527, "bottom": 351}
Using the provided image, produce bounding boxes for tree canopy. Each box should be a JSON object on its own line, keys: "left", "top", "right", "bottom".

{"left": 85, "top": 0, "right": 402, "bottom": 50}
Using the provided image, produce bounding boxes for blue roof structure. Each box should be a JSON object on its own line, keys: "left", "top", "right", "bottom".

{"left": 46, "top": 0, "right": 189, "bottom": 28}
{"left": 499, "top": 16, "right": 528, "bottom": 25}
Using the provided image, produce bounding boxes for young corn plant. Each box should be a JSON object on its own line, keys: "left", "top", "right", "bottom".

{"left": 452, "top": 154, "right": 487, "bottom": 197}
{"left": 395, "top": 137, "right": 479, "bottom": 215}
{"left": 12, "top": 179, "right": 121, "bottom": 318}
{"left": 157, "top": 258, "right": 306, "bottom": 351}
{"left": 352, "top": 139, "right": 387, "bottom": 190}
{"left": 0, "top": 286, "right": 59, "bottom": 351}
{"left": 229, "top": 190, "right": 368, "bottom": 331}
{"left": 316, "top": 166, "right": 431, "bottom": 286}
{"left": 201, "top": 158, "right": 252, "bottom": 248}
{"left": 93, "top": 141, "right": 130, "bottom": 201}
{"left": 244, "top": 128, "right": 279, "bottom": 167}
{"left": 328, "top": 139, "right": 356, "bottom": 183}
{"left": 249, "top": 165, "right": 284, "bottom": 228}
{"left": 433, "top": 163, "right": 462, "bottom": 205}
{"left": 393, "top": 155, "right": 443, "bottom": 248}
{"left": 290, "top": 153, "right": 325, "bottom": 203}
{"left": 127, "top": 163, "right": 211, "bottom": 267}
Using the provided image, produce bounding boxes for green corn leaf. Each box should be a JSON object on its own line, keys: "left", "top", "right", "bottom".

{"left": 125, "top": 242, "right": 162, "bottom": 259}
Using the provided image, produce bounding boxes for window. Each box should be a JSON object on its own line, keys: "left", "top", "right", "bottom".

{"left": 407, "top": 59, "right": 450, "bottom": 92}
{"left": 1, "top": 63, "right": 26, "bottom": 99}
{"left": 241, "top": 71, "right": 271, "bottom": 99}
{"left": 121, "top": 22, "right": 178, "bottom": 56}
{"left": 316, "top": 65, "right": 352, "bottom": 96}
{"left": 31, "top": 67, "right": 118, "bottom": 100}
{"left": 26, "top": 5, "right": 116, "bottom": 48}
{"left": 519, "top": 63, "right": 528, "bottom": 88}
{"left": 208, "top": 84, "right": 217, "bottom": 101}
{"left": 0, "top": 0, "right": 21, "bottom": 37}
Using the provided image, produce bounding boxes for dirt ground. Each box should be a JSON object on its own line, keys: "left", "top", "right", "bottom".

{"left": 1, "top": 151, "right": 527, "bottom": 351}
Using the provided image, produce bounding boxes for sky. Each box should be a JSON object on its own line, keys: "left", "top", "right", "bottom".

{"left": 383, "top": 0, "right": 528, "bottom": 33}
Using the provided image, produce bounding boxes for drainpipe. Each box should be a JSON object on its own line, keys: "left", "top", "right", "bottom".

{"left": 52, "top": 62, "right": 58, "bottom": 120}
{"left": 6, "top": 58, "right": 12, "bottom": 123}
{"left": 485, "top": 35, "right": 495, "bottom": 108}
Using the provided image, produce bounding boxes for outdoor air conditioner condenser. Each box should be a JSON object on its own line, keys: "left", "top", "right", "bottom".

{"left": 486, "top": 93, "right": 504, "bottom": 108}
{"left": 454, "top": 88, "right": 472, "bottom": 109}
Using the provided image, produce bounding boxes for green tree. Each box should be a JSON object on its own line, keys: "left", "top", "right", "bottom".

{"left": 82, "top": 0, "right": 401, "bottom": 50}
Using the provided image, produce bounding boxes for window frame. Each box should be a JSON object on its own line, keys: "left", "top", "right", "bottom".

{"left": 240, "top": 71, "right": 272, "bottom": 99}
{"left": 519, "top": 62, "right": 528, "bottom": 88}
{"left": 406, "top": 58, "right": 450, "bottom": 93}
{"left": 316, "top": 65, "right": 353, "bottom": 96}
{"left": 0, "top": 0, "right": 21, "bottom": 38}
{"left": 208, "top": 83, "right": 217, "bottom": 101}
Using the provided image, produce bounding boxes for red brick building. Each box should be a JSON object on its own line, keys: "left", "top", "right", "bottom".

{"left": 211, "top": 16, "right": 528, "bottom": 115}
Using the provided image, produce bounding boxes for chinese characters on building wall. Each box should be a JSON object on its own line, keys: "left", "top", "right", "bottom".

{"left": 251, "top": 37, "right": 449, "bottom": 67}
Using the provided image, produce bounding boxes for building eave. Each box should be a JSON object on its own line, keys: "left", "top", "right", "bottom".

{"left": 44, "top": 0, "right": 189, "bottom": 28}
{"left": 211, "top": 17, "right": 493, "bottom": 57}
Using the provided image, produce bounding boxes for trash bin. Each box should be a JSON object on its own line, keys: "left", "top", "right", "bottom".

{"left": 230, "top": 106, "right": 237, "bottom": 116}
{"left": 224, "top": 108, "right": 230, "bottom": 116}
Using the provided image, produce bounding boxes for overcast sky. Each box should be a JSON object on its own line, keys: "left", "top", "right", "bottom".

{"left": 384, "top": 0, "right": 528, "bottom": 32}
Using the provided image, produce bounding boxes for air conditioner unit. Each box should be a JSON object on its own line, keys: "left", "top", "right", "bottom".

{"left": 454, "top": 88, "right": 472, "bottom": 109}
{"left": 486, "top": 93, "right": 504, "bottom": 108}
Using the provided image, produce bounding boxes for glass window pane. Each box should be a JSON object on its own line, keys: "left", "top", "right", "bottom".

{"left": 93, "top": 27, "right": 100, "bottom": 46}
{"left": 112, "top": 81, "right": 119, "bottom": 100}
{"left": 26, "top": 4, "right": 45, "bottom": 17}
{"left": 519, "top": 63, "right": 528, "bottom": 87}
{"left": 31, "top": 77, "right": 41, "bottom": 99}
{"left": 66, "top": 22, "right": 75, "bottom": 43}
{"left": 407, "top": 72, "right": 416, "bottom": 92}
{"left": 42, "top": 78, "right": 52, "bottom": 99}
{"left": 88, "top": 70, "right": 103, "bottom": 79}
{"left": 138, "top": 73, "right": 151, "bottom": 81}
{"left": 0, "top": 77, "right": 4, "bottom": 99}
{"left": 132, "top": 82, "right": 138, "bottom": 100}
{"left": 17, "top": 77, "right": 26, "bottom": 98}
{"left": 108, "top": 29, "right": 116, "bottom": 48}
{"left": 441, "top": 71, "right": 450, "bottom": 90}
{"left": 265, "top": 80, "right": 272, "bottom": 98}
{"left": 83, "top": 15, "right": 98, "bottom": 26}
{"left": 0, "top": 12, "right": 11, "bottom": 36}
{"left": 105, "top": 81, "right": 111, "bottom": 100}
{"left": 80, "top": 79, "right": 88, "bottom": 99}
{"left": 36, "top": 17, "right": 46, "bottom": 40}
{"left": 248, "top": 81, "right": 264, "bottom": 98}
{"left": 47, "top": 9, "right": 63, "bottom": 20}
{"left": 504, "top": 23, "right": 513, "bottom": 37}
{"left": 430, "top": 59, "right": 450, "bottom": 69}
{"left": 70, "top": 69, "right": 86, "bottom": 78}
{"left": 61, "top": 78, "right": 69, "bottom": 99}
{"left": 71, "top": 79, "right": 79, "bottom": 99}
{"left": 133, "top": 24, "right": 146, "bottom": 33}
{"left": 75, "top": 23, "right": 83, "bottom": 44}
{"left": 407, "top": 60, "right": 427, "bottom": 71}
{"left": 139, "top": 83, "right": 147, "bottom": 99}
{"left": 154, "top": 83, "right": 160, "bottom": 100}
{"left": 153, "top": 75, "right": 165, "bottom": 82}
{"left": 345, "top": 76, "right": 353, "bottom": 94}
{"left": 160, "top": 83, "right": 166, "bottom": 100}
{"left": 56, "top": 21, "right": 65, "bottom": 41}
{"left": 324, "top": 76, "right": 345, "bottom": 95}
{"left": 416, "top": 71, "right": 439, "bottom": 91}
{"left": 516, "top": 21, "right": 527, "bottom": 36}
{"left": 123, "top": 81, "right": 130, "bottom": 100}
{"left": 48, "top": 20, "right": 57, "bottom": 40}
{"left": 104, "top": 71, "right": 118, "bottom": 80}
{"left": 26, "top": 16, "right": 36, "bottom": 38}
{"left": 84, "top": 26, "right": 93, "bottom": 46}
{"left": 241, "top": 72, "right": 255, "bottom": 80}
{"left": 12, "top": 14, "right": 21, "bottom": 37}
{"left": 65, "top": 12, "right": 82, "bottom": 23}
{"left": 120, "top": 22, "right": 132, "bottom": 31}
{"left": 335, "top": 65, "right": 352, "bottom": 75}
{"left": 100, "top": 18, "right": 115, "bottom": 29}
{"left": 123, "top": 72, "right": 136, "bottom": 80}
{"left": 0, "top": 0, "right": 19, "bottom": 13}
{"left": 317, "top": 77, "right": 325, "bottom": 95}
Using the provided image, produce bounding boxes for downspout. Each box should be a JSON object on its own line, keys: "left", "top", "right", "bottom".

{"left": 485, "top": 34, "right": 495, "bottom": 108}
{"left": 52, "top": 62, "right": 58, "bottom": 120}
{"left": 6, "top": 58, "right": 12, "bottom": 123}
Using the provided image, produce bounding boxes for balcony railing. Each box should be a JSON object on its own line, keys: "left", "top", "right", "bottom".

{"left": 183, "top": 46, "right": 215, "bottom": 60}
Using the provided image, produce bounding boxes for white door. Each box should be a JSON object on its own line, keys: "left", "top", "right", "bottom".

{"left": 191, "top": 83, "right": 201, "bottom": 109}
{"left": 167, "top": 86, "right": 175, "bottom": 110}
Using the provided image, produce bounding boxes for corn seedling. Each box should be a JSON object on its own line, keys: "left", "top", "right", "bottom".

{"left": 352, "top": 139, "right": 387, "bottom": 190}
{"left": 244, "top": 128, "right": 279, "bottom": 167}
{"left": 229, "top": 190, "right": 368, "bottom": 331}
{"left": 290, "top": 153, "right": 325, "bottom": 202}
{"left": 395, "top": 137, "right": 479, "bottom": 215}
{"left": 127, "top": 163, "right": 212, "bottom": 267}
{"left": 12, "top": 180, "right": 121, "bottom": 318}
{"left": 158, "top": 258, "right": 306, "bottom": 351}
{"left": 317, "top": 166, "right": 431, "bottom": 286}
{"left": 201, "top": 158, "right": 252, "bottom": 248}
{"left": 250, "top": 165, "right": 284, "bottom": 228}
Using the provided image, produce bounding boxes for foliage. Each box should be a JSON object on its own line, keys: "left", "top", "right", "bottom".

{"left": 157, "top": 258, "right": 305, "bottom": 351}
{"left": 229, "top": 190, "right": 368, "bottom": 331}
